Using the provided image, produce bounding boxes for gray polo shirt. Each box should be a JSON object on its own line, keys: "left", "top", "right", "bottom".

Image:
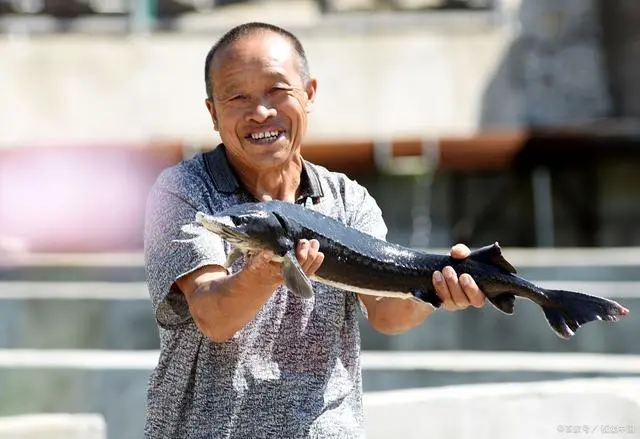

{"left": 143, "top": 145, "right": 387, "bottom": 439}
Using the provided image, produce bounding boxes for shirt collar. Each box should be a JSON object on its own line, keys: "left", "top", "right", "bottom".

{"left": 203, "top": 144, "right": 324, "bottom": 203}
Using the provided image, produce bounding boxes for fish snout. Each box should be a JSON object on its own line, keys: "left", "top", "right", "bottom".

{"left": 197, "top": 213, "right": 242, "bottom": 237}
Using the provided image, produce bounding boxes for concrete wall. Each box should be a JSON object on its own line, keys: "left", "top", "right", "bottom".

{"left": 481, "top": 0, "right": 611, "bottom": 127}
{"left": 0, "top": 414, "right": 106, "bottom": 439}
{"left": 363, "top": 378, "right": 640, "bottom": 439}
{"left": 0, "top": 28, "right": 507, "bottom": 146}
{"left": 0, "top": 368, "right": 148, "bottom": 439}
{"left": 0, "top": 359, "right": 637, "bottom": 439}
{"left": 0, "top": 0, "right": 615, "bottom": 147}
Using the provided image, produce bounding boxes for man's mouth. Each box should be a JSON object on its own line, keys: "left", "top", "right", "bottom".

{"left": 245, "top": 130, "right": 285, "bottom": 145}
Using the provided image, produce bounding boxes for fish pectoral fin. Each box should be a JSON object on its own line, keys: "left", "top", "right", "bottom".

{"left": 469, "top": 242, "right": 517, "bottom": 274}
{"left": 488, "top": 293, "right": 516, "bottom": 314}
{"left": 281, "top": 250, "right": 314, "bottom": 299}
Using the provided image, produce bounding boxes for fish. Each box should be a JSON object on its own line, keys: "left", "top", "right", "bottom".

{"left": 195, "top": 200, "right": 629, "bottom": 339}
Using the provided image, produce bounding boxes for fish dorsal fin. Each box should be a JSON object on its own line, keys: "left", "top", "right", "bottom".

{"left": 468, "top": 242, "right": 517, "bottom": 274}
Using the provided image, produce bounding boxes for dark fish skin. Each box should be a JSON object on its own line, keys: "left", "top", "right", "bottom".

{"left": 199, "top": 200, "right": 630, "bottom": 340}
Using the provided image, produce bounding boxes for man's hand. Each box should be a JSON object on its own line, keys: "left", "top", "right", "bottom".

{"left": 295, "top": 239, "right": 325, "bottom": 276}
{"left": 432, "top": 243, "right": 486, "bottom": 311}
{"left": 244, "top": 238, "right": 324, "bottom": 284}
{"left": 257, "top": 195, "right": 325, "bottom": 279}
{"left": 178, "top": 238, "right": 325, "bottom": 344}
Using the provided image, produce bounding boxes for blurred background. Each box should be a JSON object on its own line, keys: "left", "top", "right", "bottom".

{"left": 0, "top": 0, "right": 639, "bottom": 438}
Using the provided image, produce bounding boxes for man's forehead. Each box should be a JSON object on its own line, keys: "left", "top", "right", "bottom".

{"left": 213, "top": 32, "right": 296, "bottom": 69}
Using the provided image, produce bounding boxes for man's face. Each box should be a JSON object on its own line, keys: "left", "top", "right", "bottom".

{"left": 206, "top": 32, "right": 317, "bottom": 169}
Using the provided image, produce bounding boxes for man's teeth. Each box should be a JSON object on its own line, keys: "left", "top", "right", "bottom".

{"left": 250, "top": 130, "right": 279, "bottom": 140}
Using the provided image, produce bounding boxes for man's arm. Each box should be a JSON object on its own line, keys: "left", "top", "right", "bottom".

{"left": 344, "top": 183, "right": 486, "bottom": 335}
{"left": 177, "top": 239, "right": 324, "bottom": 343}
{"left": 358, "top": 244, "right": 487, "bottom": 335}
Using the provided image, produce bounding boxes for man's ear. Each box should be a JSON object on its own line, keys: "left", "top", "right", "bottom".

{"left": 205, "top": 98, "right": 219, "bottom": 131}
{"left": 304, "top": 78, "right": 318, "bottom": 113}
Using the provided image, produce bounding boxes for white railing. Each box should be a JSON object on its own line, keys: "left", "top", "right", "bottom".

{"left": 0, "top": 349, "right": 639, "bottom": 374}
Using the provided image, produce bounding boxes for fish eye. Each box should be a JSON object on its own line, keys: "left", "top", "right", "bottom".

{"left": 230, "top": 215, "right": 246, "bottom": 226}
{"left": 230, "top": 211, "right": 269, "bottom": 226}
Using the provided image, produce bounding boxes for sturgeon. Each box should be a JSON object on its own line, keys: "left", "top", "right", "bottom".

{"left": 195, "top": 200, "right": 629, "bottom": 339}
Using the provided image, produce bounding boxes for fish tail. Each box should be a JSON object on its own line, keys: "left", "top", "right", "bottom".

{"left": 541, "top": 289, "right": 629, "bottom": 339}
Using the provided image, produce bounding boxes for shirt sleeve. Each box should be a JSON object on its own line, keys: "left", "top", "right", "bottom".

{"left": 344, "top": 180, "right": 389, "bottom": 319}
{"left": 143, "top": 170, "right": 227, "bottom": 329}
{"left": 347, "top": 183, "right": 388, "bottom": 242}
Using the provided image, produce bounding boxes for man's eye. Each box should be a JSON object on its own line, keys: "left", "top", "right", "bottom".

{"left": 230, "top": 95, "right": 246, "bottom": 101}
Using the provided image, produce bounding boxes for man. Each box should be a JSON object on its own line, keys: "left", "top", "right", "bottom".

{"left": 144, "top": 22, "right": 486, "bottom": 438}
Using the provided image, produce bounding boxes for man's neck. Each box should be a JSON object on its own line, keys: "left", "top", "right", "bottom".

{"left": 229, "top": 154, "right": 304, "bottom": 202}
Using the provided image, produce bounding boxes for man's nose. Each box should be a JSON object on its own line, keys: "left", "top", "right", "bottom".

{"left": 246, "top": 97, "right": 277, "bottom": 123}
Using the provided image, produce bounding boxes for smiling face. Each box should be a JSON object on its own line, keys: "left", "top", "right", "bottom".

{"left": 206, "top": 31, "right": 317, "bottom": 170}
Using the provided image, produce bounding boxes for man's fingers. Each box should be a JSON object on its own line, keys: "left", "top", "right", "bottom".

{"left": 460, "top": 274, "right": 486, "bottom": 308}
{"left": 304, "top": 240, "right": 321, "bottom": 272}
{"left": 297, "top": 239, "right": 310, "bottom": 268}
{"left": 307, "top": 252, "right": 325, "bottom": 276}
{"left": 244, "top": 250, "right": 283, "bottom": 283}
{"left": 300, "top": 240, "right": 323, "bottom": 274}
{"left": 442, "top": 266, "right": 469, "bottom": 309}
{"left": 450, "top": 243, "right": 471, "bottom": 260}
{"left": 443, "top": 243, "right": 488, "bottom": 310}
{"left": 297, "top": 239, "right": 321, "bottom": 272}
{"left": 434, "top": 267, "right": 479, "bottom": 310}
{"left": 433, "top": 270, "right": 455, "bottom": 311}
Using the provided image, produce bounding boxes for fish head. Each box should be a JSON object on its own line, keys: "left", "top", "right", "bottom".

{"left": 196, "top": 207, "right": 288, "bottom": 254}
